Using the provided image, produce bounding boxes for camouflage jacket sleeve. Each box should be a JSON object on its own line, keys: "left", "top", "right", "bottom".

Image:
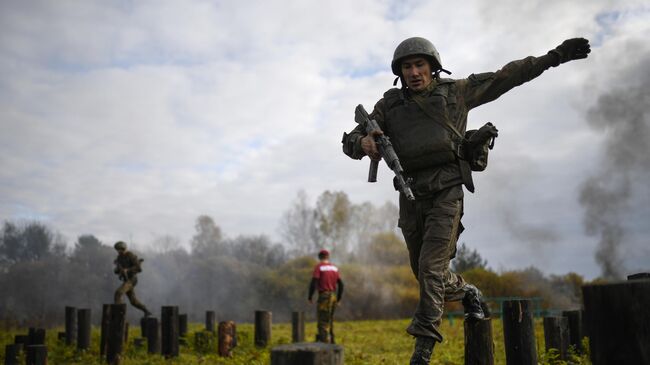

{"left": 459, "top": 53, "right": 559, "bottom": 110}
{"left": 341, "top": 98, "right": 388, "bottom": 159}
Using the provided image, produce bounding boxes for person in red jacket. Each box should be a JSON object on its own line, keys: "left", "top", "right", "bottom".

{"left": 308, "top": 249, "right": 344, "bottom": 343}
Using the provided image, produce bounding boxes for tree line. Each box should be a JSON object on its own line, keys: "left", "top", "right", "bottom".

{"left": 1, "top": 190, "right": 588, "bottom": 327}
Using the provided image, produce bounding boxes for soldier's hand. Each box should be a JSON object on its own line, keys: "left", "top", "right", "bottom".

{"left": 361, "top": 130, "right": 383, "bottom": 160}
{"left": 550, "top": 38, "right": 591, "bottom": 65}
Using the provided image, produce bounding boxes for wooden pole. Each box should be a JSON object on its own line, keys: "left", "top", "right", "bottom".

{"left": 65, "top": 306, "right": 76, "bottom": 345}
{"left": 627, "top": 272, "right": 650, "bottom": 280}
{"left": 28, "top": 328, "right": 45, "bottom": 346}
{"left": 543, "top": 316, "right": 568, "bottom": 360}
{"left": 561, "top": 310, "right": 583, "bottom": 353}
{"left": 218, "top": 321, "right": 237, "bottom": 357}
{"left": 77, "top": 308, "right": 91, "bottom": 351}
{"left": 14, "top": 335, "right": 27, "bottom": 346}
{"left": 179, "top": 314, "right": 188, "bottom": 338}
{"left": 502, "top": 300, "right": 537, "bottom": 365}
{"left": 291, "top": 311, "right": 305, "bottom": 343}
{"left": 205, "top": 310, "right": 216, "bottom": 332}
{"left": 124, "top": 322, "right": 129, "bottom": 344}
{"left": 4, "top": 344, "right": 21, "bottom": 365}
{"left": 255, "top": 310, "right": 272, "bottom": 347}
{"left": 106, "top": 303, "right": 126, "bottom": 365}
{"left": 100, "top": 304, "right": 111, "bottom": 357}
{"left": 140, "top": 317, "right": 147, "bottom": 338}
{"left": 270, "top": 343, "right": 344, "bottom": 365}
{"left": 25, "top": 345, "right": 47, "bottom": 365}
{"left": 582, "top": 279, "right": 650, "bottom": 365}
{"left": 145, "top": 317, "right": 160, "bottom": 354}
{"left": 464, "top": 318, "right": 494, "bottom": 365}
{"left": 161, "top": 306, "right": 179, "bottom": 358}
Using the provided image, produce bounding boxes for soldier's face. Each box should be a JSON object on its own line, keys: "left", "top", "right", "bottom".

{"left": 401, "top": 56, "right": 432, "bottom": 91}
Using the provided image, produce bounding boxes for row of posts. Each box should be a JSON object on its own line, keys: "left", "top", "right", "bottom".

{"left": 5, "top": 274, "right": 648, "bottom": 365}
{"left": 463, "top": 273, "right": 650, "bottom": 365}
{"left": 2, "top": 306, "right": 300, "bottom": 364}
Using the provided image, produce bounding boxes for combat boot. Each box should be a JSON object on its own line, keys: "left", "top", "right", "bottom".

{"left": 410, "top": 336, "right": 435, "bottom": 365}
{"left": 462, "top": 284, "right": 485, "bottom": 320}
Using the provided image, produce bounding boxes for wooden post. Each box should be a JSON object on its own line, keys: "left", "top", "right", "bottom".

{"left": 161, "top": 306, "right": 179, "bottom": 358}
{"left": 218, "top": 321, "right": 237, "bottom": 357}
{"left": 543, "top": 316, "right": 568, "bottom": 360}
{"left": 14, "top": 335, "right": 27, "bottom": 346}
{"left": 179, "top": 314, "right": 188, "bottom": 337}
{"left": 65, "top": 306, "right": 76, "bottom": 345}
{"left": 145, "top": 317, "right": 160, "bottom": 354}
{"left": 583, "top": 279, "right": 650, "bottom": 365}
{"left": 562, "top": 310, "right": 583, "bottom": 353}
{"left": 28, "top": 328, "right": 45, "bottom": 346}
{"left": 133, "top": 338, "right": 145, "bottom": 349}
{"left": 4, "top": 344, "right": 21, "bottom": 365}
{"left": 464, "top": 318, "right": 494, "bottom": 365}
{"left": 255, "top": 310, "right": 272, "bottom": 347}
{"left": 100, "top": 304, "right": 111, "bottom": 356}
{"left": 25, "top": 345, "right": 47, "bottom": 365}
{"left": 502, "top": 300, "right": 537, "bottom": 365}
{"left": 205, "top": 310, "right": 216, "bottom": 332}
{"left": 124, "top": 322, "right": 129, "bottom": 343}
{"left": 627, "top": 272, "right": 650, "bottom": 280}
{"left": 106, "top": 303, "right": 126, "bottom": 365}
{"left": 140, "top": 317, "right": 147, "bottom": 338}
{"left": 77, "top": 308, "right": 91, "bottom": 351}
{"left": 270, "top": 342, "right": 344, "bottom": 365}
{"left": 291, "top": 312, "right": 305, "bottom": 343}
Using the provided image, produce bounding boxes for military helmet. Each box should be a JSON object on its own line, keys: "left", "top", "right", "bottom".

{"left": 114, "top": 241, "right": 127, "bottom": 251}
{"left": 391, "top": 37, "right": 442, "bottom": 76}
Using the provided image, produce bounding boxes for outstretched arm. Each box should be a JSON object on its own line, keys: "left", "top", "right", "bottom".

{"left": 462, "top": 38, "right": 591, "bottom": 110}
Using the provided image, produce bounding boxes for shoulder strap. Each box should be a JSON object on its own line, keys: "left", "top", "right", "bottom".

{"left": 411, "top": 92, "right": 464, "bottom": 140}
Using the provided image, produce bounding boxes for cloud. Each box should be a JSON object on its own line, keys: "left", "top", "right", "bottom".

{"left": 1, "top": 0, "right": 649, "bottom": 279}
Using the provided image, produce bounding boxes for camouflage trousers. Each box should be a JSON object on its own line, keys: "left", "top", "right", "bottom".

{"left": 399, "top": 186, "right": 469, "bottom": 342}
{"left": 316, "top": 291, "right": 337, "bottom": 343}
{"left": 114, "top": 278, "right": 150, "bottom": 315}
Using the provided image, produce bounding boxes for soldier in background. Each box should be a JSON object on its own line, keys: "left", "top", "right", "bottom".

{"left": 308, "top": 249, "right": 344, "bottom": 343}
{"left": 113, "top": 241, "right": 152, "bottom": 316}
{"left": 342, "top": 36, "right": 590, "bottom": 364}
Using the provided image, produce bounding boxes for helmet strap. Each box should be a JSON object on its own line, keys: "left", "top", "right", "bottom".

{"left": 393, "top": 76, "right": 400, "bottom": 86}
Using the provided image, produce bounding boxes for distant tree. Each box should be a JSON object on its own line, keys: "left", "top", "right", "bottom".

{"left": 227, "top": 235, "right": 286, "bottom": 267}
{"left": 278, "top": 190, "right": 321, "bottom": 255}
{"left": 451, "top": 243, "right": 487, "bottom": 273}
{"left": 315, "top": 191, "right": 352, "bottom": 255}
{"left": 0, "top": 221, "right": 61, "bottom": 265}
{"left": 191, "top": 215, "right": 223, "bottom": 255}
{"left": 364, "top": 232, "right": 409, "bottom": 266}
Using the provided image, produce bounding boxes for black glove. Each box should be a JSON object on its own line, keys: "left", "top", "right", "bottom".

{"left": 549, "top": 38, "right": 591, "bottom": 66}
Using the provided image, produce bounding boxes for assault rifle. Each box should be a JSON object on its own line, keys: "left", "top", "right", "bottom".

{"left": 354, "top": 104, "right": 415, "bottom": 201}
{"left": 114, "top": 258, "right": 144, "bottom": 282}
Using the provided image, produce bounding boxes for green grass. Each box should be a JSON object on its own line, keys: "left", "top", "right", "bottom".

{"left": 0, "top": 318, "right": 590, "bottom": 364}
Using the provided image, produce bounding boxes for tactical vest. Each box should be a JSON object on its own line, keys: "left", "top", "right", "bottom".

{"left": 383, "top": 79, "right": 462, "bottom": 173}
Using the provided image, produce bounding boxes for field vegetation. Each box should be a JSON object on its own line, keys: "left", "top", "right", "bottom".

{"left": 0, "top": 318, "right": 590, "bottom": 365}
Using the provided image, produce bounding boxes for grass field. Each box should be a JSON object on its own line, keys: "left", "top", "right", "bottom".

{"left": 1, "top": 317, "right": 590, "bottom": 364}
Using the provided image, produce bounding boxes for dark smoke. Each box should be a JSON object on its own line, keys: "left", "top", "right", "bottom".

{"left": 579, "top": 42, "right": 650, "bottom": 280}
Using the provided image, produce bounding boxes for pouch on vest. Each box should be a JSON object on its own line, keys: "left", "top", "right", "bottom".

{"left": 463, "top": 122, "right": 498, "bottom": 172}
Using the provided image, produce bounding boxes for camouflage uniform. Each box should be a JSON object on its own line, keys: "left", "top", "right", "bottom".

{"left": 317, "top": 291, "right": 337, "bottom": 343}
{"left": 114, "top": 251, "right": 151, "bottom": 316}
{"left": 342, "top": 53, "right": 560, "bottom": 342}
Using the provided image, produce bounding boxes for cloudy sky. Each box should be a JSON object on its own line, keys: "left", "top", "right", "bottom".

{"left": 1, "top": 0, "right": 648, "bottom": 279}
